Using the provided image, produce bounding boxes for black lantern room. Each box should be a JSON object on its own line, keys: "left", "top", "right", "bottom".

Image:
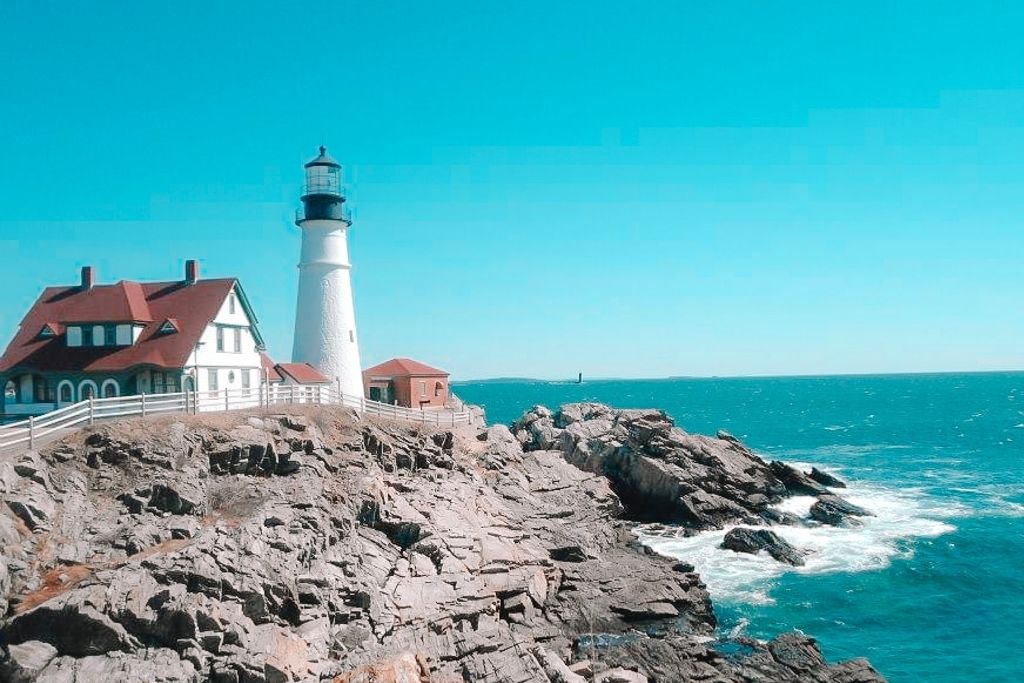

{"left": 297, "top": 146, "right": 349, "bottom": 224}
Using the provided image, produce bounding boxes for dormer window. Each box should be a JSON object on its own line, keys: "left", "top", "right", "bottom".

{"left": 38, "top": 323, "right": 57, "bottom": 339}
{"left": 159, "top": 319, "right": 180, "bottom": 335}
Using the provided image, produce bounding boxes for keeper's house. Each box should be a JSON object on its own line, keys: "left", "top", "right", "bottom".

{"left": 0, "top": 262, "right": 268, "bottom": 419}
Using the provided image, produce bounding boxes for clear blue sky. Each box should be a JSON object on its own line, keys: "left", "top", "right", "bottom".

{"left": 1, "top": 1, "right": 1022, "bottom": 379}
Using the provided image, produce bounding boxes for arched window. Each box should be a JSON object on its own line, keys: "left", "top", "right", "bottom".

{"left": 58, "top": 381, "right": 74, "bottom": 403}
{"left": 434, "top": 381, "right": 444, "bottom": 398}
{"left": 101, "top": 379, "right": 120, "bottom": 398}
{"left": 4, "top": 380, "right": 17, "bottom": 405}
{"left": 78, "top": 380, "right": 98, "bottom": 401}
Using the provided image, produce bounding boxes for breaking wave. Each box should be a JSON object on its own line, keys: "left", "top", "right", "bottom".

{"left": 635, "top": 478, "right": 956, "bottom": 606}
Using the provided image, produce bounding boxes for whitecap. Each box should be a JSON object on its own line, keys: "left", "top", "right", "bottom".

{"left": 635, "top": 480, "right": 956, "bottom": 606}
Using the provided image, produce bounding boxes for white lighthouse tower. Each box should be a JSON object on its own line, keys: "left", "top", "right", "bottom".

{"left": 292, "top": 146, "right": 363, "bottom": 397}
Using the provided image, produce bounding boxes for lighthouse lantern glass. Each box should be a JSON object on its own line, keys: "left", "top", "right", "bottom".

{"left": 306, "top": 165, "right": 340, "bottom": 195}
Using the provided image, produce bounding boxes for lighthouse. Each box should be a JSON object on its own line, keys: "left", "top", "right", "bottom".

{"left": 291, "top": 146, "right": 363, "bottom": 397}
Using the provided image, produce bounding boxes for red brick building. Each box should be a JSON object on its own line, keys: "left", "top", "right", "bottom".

{"left": 362, "top": 358, "right": 449, "bottom": 408}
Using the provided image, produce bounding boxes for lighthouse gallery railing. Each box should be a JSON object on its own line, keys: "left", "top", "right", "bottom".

{"left": 0, "top": 386, "right": 478, "bottom": 453}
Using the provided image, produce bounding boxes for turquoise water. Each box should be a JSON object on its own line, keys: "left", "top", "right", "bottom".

{"left": 453, "top": 373, "right": 1024, "bottom": 682}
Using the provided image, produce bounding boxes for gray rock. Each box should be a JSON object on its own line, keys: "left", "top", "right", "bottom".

{"left": 0, "top": 640, "right": 59, "bottom": 683}
{"left": 810, "top": 495, "right": 873, "bottom": 527}
{"left": 770, "top": 461, "right": 829, "bottom": 496}
{"left": 0, "top": 406, "right": 886, "bottom": 683}
{"left": 721, "top": 527, "right": 805, "bottom": 566}
{"left": 6, "top": 483, "right": 55, "bottom": 530}
{"left": 809, "top": 467, "right": 847, "bottom": 488}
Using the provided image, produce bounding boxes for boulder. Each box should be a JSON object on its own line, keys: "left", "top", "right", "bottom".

{"left": 810, "top": 494, "right": 872, "bottom": 527}
{"left": 149, "top": 482, "right": 201, "bottom": 515}
{"left": 808, "top": 467, "right": 846, "bottom": 488}
{"left": 721, "top": 527, "right": 805, "bottom": 566}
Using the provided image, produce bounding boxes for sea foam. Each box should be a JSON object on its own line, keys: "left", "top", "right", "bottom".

{"left": 635, "top": 479, "right": 955, "bottom": 605}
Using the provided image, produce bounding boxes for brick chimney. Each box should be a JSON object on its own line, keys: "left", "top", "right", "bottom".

{"left": 81, "top": 266, "right": 95, "bottom": 290}
{"left": 185, "top": 259, "right": 199, "bottom": 285}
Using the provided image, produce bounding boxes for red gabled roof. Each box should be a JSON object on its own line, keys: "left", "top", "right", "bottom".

{"left": 260, "top": 352, "right": 283, "bottom": 382}
{"left": 0, "top": 278, "right": 238, "bottom": 373}
{"left": 363, "top": 357, "right": 449, "bottom": 378}
{"left": 275, "top": 362, "right": 331, "bottom": 384}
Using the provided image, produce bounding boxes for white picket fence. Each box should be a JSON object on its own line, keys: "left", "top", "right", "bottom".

{"left": 0, "top": 385, "right": 476, "bottom": 453}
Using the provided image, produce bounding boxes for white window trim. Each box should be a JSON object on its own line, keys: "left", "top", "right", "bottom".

{"left": 78, "top": 379, "right": 99, "bottom": 400}
{"left": 57, "top": 380, "right": 75, "bottom": 403}
{"left": 100, "top": 379, "right": 120, "bottom": 398}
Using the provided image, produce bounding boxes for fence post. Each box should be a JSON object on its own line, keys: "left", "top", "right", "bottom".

{"left": 141, "top": 392, "right": 147, "bottom": 417}
{"left": 29, "top": 416, "right": 35, "bottom": 450}
{"left": 224, "top": 388, "right": 229, "bottom": 412}
{"left": 88, "top": 397, "right": 95, "bottom": 426}
{"left": 290, "top": 385, "right": 295, "bottom": 404}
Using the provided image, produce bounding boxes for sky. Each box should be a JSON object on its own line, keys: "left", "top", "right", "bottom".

{"left": 1, "top": 1, "right": 1022, "bottom": 380}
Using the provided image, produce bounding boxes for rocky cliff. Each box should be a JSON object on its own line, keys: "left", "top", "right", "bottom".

{"left": 0, "top": 404, "right": 885, "bottom": 682}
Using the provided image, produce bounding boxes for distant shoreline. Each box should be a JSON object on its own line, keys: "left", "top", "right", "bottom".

{"left": 452, "top": 368, "right": 1024, "bottom": 384}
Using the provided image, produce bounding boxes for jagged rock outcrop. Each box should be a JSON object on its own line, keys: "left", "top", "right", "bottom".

{"left": 0, "top": 406, "right": 885, "bottom": 682}
{"left": 512, "top": 404, "right": 867, "bottom": 532}
{"left": 809, "top": 467, "right": 847, "bottom": 489}
{"left": 721, "top": 527, "right": 805, "bottom": 566}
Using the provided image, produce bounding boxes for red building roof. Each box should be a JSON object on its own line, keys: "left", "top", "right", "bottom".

{"left": 363, "top": 357, "right": 449, "bottom": 378}
{"left": 275, "top": 363, "right": 331, "bottom": 384}
{"left": 0, "top": 277, "right": 249, "bottom": 374}
{"left": 260, "top": 352, "right": 283, "bottom": 382}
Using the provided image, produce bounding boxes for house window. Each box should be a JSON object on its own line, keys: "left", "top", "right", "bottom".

{"left": 216, "top": 326, "right": 225, "bottom": 352}
{"left": 241, "top": 369, "right": 251, "bottom": 395}
{"left": 233, "top": 328, "right": 241, "bottom": 353}
{"left": 435, "top": 381, "right": 444, "bottom": 397}
{"left": 152, "top": 371, "right": 179, "bottom": 394}
{"left": 38, "top": 325, "right": 55, "bottom": 339}
{"left": 116, "top": 325, "right": 132, "bottom": 345}
{"left": 59, "top": 383, "right": 73, "bottom": 403}
{"left": 419, "top": 381, "right": 426, "bottom": 397}
{"left": 349, "top": 330, "right": 355, "bottom": 343}
{"left": 229, "top": 293, "right": 236, "bottom": 314}
{"left": 34, "top": 377, "right": 50, "bottom": 403}
{"left": 208, "top": 368, "right": 219, "bottom": 391}
{"left": 67, "top": 327, "right": 82, "bottom": 346}
{"left": 81, "top": 326, "right": 93, "bottom": 347}
{"left": 93, "top": 325, "right": 106, "bottom": 347}
{"left": 105, "top": 324, "right": 117, "bottom": 345}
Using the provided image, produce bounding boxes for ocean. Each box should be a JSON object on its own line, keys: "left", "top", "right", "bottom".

{"left": 452, "top": 372, "right": 1024, "bottom": 683}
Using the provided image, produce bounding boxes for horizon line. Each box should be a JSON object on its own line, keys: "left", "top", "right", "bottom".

{"left": 452, "top": 368, "right": 1024, "bottom": 384}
